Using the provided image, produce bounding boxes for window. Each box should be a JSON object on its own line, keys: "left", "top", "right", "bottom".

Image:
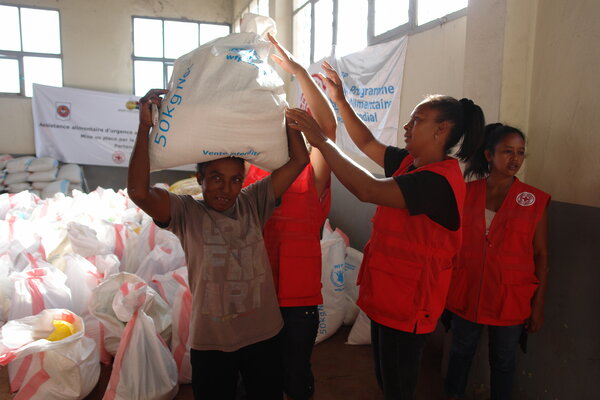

{"left": 132, "top": 17, "right": 230, "bottom": 96}
{"left": 233, "top": 0, "right": 270, "bottom": 33}
{"left": 293, "top": 0, "right": 467, "bottom": 65}
{"left": 0, "top": 5, "right": 62, "bottom": 97}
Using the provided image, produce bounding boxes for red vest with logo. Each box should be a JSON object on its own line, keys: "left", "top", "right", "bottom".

{"left": 244, "top": 163, "right": 330, "bottom": 306}
{"left": 445, "top": 178, "right": 550, "bottom": 326}
{"left": 356, "top": 155, "right": 466, "bottom": 334}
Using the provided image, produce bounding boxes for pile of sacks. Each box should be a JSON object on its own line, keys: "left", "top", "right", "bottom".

{"left": 0, "top": 155, "right": 83, "bottom": 199}
{"left": 0, "top": 188, "right": 190, "bottom": 399}
{"left": 317, "top": 220, "right": 372, "bottom": 346}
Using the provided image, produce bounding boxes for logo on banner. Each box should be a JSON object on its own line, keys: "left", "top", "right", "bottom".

{"left": 125, "top": 100, "right": 139, "bottom": 110}
{"left": 55, "top": 102, "right": 71, "bottom": 120}
{"left": 112, "top": 151, "right": 126, "bottom": 164}
{"left": 516, "top": 192, "right": 536, "bottom": 207}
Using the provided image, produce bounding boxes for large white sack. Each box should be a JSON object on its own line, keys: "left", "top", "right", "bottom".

{"left": 152, "top": 267, "right": 192, "bottom": 384}
{"left": 315, "top": 232, "right": 347, "bottom": 344}
{"left": 342, "top": 247, "right": 363, "bottom": 326}
{"left": 4, "top": 171, "right": 31, "bottom": 185}
{"left": 102, "top": 282, "right": 178, "bottom": 400}
{"left": 148, "top": 14, "right": 288, "bottom": 172}
{"left": 5, "top": 156, "right": 35, "bottom": 173}
{"left": 346, "top": 309, "right": 372, "bottom": 345}
{"left": 0, "top": 309, "right": 100, "bottom": 400}
{"left": 28, "top": 168, "right": 58, "bottom": 182}
{"left": 89, "top": 273, "right": 171, "bottom": 356}
{"left": 56, "top": 164, "right": 82, "bottom": 183}
{"left": 27, "top": 157, "right": 59, "bottom": 172}
{"left": 0, "top": 154, "right": 13, "bottom": 169}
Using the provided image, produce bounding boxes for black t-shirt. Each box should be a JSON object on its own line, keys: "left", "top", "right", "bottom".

{"left": 384, "top": 146, "right": 460, "bottom": 231}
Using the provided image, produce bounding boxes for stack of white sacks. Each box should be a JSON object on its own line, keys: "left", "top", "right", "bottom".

{"left": 0, "top": 155, "right": 83, "bottom": 199}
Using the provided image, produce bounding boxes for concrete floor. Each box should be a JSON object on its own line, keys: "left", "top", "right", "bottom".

{"left": 0, "top": 326, "right": 448, "bottom": 400}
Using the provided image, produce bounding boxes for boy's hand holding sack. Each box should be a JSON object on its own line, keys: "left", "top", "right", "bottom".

{"left": 149, "top": 14, "right": 289, "bottom": 172}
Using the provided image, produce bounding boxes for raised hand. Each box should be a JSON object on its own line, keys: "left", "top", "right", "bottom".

{"left": 320, "top": 61, "right": 346, "bottom": 104}
{"left": 267, "top": 32, "right": 303, "bottom": 75}
{"left": 138, "top": 89, "right": 168, "bottom": 128}
{"left": 286, "top": 108, "right": 328, "bottom": 148}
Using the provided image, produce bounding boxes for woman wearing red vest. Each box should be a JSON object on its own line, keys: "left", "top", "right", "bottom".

{"left": 444, "top": 124, "right": 550, "bottom": 400}
{"left": 286, "top": 62, "right": 485, "bottom": 400}
{"left": 243, "top": 34, "right": 336, "bottom": 400}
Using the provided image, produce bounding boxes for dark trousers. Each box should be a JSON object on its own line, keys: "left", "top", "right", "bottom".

{"left": 191, "top": 335, "right": 283, "bottom": 400}
{"left": 445, "top": 313, "right": 524, "bottom": 400}
{"left": 370, "top": 320, "right": 429, "bottom": 400}
{"left": 280, "top": 305, "right": 319, "bottom": 400}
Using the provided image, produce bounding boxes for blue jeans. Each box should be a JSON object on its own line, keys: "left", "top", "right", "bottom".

{"left": 445, "top": 313, "right": 524, "bottom": 400}
{"left": 371, "top": 320, "right": 429, "bottom": 400}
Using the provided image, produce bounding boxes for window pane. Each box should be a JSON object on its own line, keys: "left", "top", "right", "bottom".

{"left": 134, "top": 60, "right": 164, "bottom": 96}
{"left": 249, "top": 0, "right": 258, "bottom": 14}
{"left": 336, "top": 0, "right": 368, "bottom": 57}
{"left": 0, "top": 58, "right": 20, "bottom": 93}
{"left": 21, "top": 8, "right": 61, "bottom": 54}
{"left": 258, "top": 0, "right": 270, "bottom": 16}
{"left": 375, "top": 0, "right": 409, "bottom": 36}
{"left": 293, "top": 4, "right": 311, "bottom": 67}
{"left": 313, "top": 0, "right": 333, "bottom": 62}
{"left": 24, "top": 56, "right": 62, "bottom": 97}
{"left": 166, "top": 64, "right": 174, "bottom": 84}
{"left": 134, "top": 18, "right": 163, "bottom": 57}
{"left": 199, "top": 24, "right": 230, "bottom": 45}
{"left": 293, "top": 0, "right": 309, "bottom": 11}
{"left": 0, "top": 5, "right": 21, "bottom": 51}
{"left": 418, "top": 0, "right": 467, "bottom": 25}
{"left": 164, "top": 21, "right": 199, "bottom": 59}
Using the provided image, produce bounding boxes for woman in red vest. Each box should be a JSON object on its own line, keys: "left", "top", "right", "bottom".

{"left": 286, "top": 62, "right": 485, "bottom": 400}
{"left": 243, "top": 34, "right": 336, "bottom": 400}
{"left": 444, "top": 123, "right": 550, "bottom": 400}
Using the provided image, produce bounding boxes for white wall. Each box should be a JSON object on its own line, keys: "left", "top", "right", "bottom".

{"left": 0, "top": 0, "right": 232, "bottom": 155}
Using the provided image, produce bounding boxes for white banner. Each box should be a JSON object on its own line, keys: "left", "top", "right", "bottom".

{"left": 32, "top": 84, "right": 140, "bottom": 167}
{"left": 300, "top": 36, "right": 407, "bottom": 156}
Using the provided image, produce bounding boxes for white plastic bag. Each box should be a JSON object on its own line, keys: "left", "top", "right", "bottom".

{"left": 148, "top": 14, "right": 288, "bottom": 172}
{"left": 102, "top": 282, "right": 178, "bottom": 400}
{"left": 152, "top": 267, "right": 192, "bottom": 383}
{"left": 0, "top": 309, "right": 100, "bottom": 400}
{"left": 89, "top": 273, "right": 171, "bottom": 356}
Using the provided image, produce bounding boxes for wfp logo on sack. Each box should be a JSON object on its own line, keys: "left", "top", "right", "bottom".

{"left": 330, "top": 263, "right": 345, "bottom": 292}
{"left": 225, "top": 48, "right": 267, "bottom": 75}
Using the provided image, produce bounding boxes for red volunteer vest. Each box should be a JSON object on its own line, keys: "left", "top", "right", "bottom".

{"left": 356, "top": 155, "right": 466, "bottom": 334}
{"left": 445, "top": 178, "right": 550, "bottom": 326}
{"left": 244, "top": 163, "right": 330, "bottom": 306}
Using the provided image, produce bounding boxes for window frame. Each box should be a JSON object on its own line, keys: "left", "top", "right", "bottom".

{"left": 0, "top": 3, "right": 63, "bottom": 97}
{"left": 131, "top": 15, "right": 231, "bottom": 95}
{"left": 293, "top": 0, "right": 467, "bottom": 64}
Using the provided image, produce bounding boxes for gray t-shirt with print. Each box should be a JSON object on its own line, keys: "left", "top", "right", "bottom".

{"left": 162, "top": 176, "right": 282, "bottom": 352}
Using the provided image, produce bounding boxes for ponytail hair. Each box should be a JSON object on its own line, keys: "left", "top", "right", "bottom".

{"left": 422, "top": 95, "right": 485, "bottom": 163}
{"left": 463, "top": 123, "right": 526, "bottom": 179}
